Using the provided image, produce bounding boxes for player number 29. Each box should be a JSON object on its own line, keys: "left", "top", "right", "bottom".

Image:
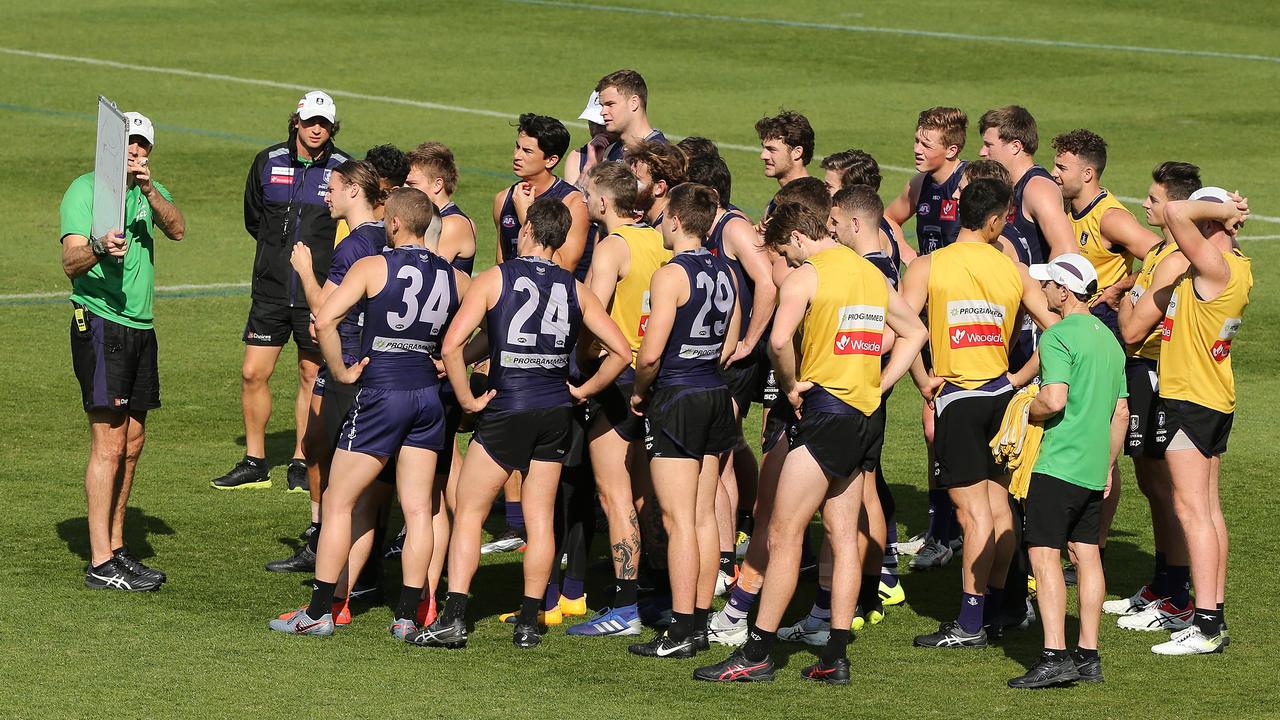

{"left": 691, "top": 270, "right": 734, "bottom": 339}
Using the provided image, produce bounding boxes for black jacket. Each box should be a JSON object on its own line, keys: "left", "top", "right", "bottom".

{"left": 243, "top": 132, "right": 349, "bottom": 307}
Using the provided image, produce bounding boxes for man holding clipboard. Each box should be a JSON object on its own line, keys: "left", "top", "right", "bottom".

{"left": 60, "top": 101, "right": 185, "bottom": 591}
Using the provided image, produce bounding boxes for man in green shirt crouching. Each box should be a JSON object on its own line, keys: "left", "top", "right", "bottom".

{"left": 59, "top": 111, "right": 185, "bottom": 592}
{"left": 1010, "top": 254, "right": 1127, "bottom": 689}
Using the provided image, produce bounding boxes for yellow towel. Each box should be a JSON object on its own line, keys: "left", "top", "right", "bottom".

{"left": 990, "top": 384, "right": 1042, "bottom": 500}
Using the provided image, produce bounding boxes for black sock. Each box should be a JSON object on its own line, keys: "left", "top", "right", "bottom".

{"left": 822, "top": 629, "right": 851, "bottom": 663}
{"left": 742, "top": 624, "right": 776, "bottom": 662}
{"left": 737, "top": 514, "right": 754, "bottom": 537}
{"left": 307, "top": 580, "right": 337, "bottom": 620}
{"left": 517, "top": 595, "right": 541, "bottom": 626}
{"left": 693, "top": 606, "right": 709, "bottom": 635}
{"left": 395, "top": 585, "right": 422, "bottom": 621}
{"left": 614, "top": 579, "right": 639, "bottom": 607}
{"left": 111, "top": 545, "right": 126, "bottom": 556}
{"left": 669, "top": 611, "right": 693, "bottom": 641}
{"left": 1074, "top": 647, "right": 1099, "bottom": 660}
{"left": 719, "top": 552, "right": 734, "bottom": 573}
{"left": 1218, "top": 602, "right": 1227, "bottom": 631}
{"left": 244, "top": 455, "right": 265, "bottom": 467}
{"left": 442, "top": 591, "right": 468, "bottom": 624}
{"left": 1193, "top": 608, "right": 1223, "bottom": 636}
{"left": 1042, "top": 647, "right": 1068, "bottom": 661}
{"left": 305, "top": 522, "right": 321, "bottom": 553}
{"left": 859, "top": 573, "right": 880, "bottom": 609}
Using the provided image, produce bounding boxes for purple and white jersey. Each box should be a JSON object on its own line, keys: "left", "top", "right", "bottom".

{"left": 487, "top": 257, "right": 583, "bottom": 412}
{"left": 329, "top": 221, "right": 386, "bottom": 363}
{"left": 657, "top": 248, "right": 735, "bottom": 390}
{"left": 359, "top": 246, "right": 459, "bottom": 390}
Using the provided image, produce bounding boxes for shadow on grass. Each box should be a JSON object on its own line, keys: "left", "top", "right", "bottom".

{"left": 56, "top": 506, "right": 175, "bottom": 562}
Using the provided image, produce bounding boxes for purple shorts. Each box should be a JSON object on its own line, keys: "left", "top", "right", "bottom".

{"left": 337, "top": 385, "right": 445, "bottom": 458}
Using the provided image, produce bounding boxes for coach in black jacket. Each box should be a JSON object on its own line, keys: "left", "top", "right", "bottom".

{"left": 211, "top": 90, "right": 349, "bottom": 492}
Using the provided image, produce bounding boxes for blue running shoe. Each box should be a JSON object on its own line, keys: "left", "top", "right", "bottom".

{"left": 566, "top": 604, "right": 642, "bottom": 637}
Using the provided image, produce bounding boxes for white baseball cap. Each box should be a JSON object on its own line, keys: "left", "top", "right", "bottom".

{"left": 123, "top": 112, "right": 155, "bottom": 146}
{"left": 297, "top": 90, "right": 336, "bottom": 123}
{"left": 1029, "top": 253, "right": 1099, "bottom": 297}
{"left": 1189, "top": 186, "right": 1231, "bottom": 204}
{"left": 578, "top": 91, "right": 605, "bottom": 125}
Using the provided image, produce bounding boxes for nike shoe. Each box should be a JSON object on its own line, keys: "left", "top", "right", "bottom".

{"left": 112, "top": 546, "right": 166, "bottom": 584}
{"left": 558, "top": 594, "right": 588, "bottom": 617}
{"left": 513, "top": 622, "right": 544, "bottom": 649}
{"left": 706, "top": 610, "right": 748, "bottom": 646}
{"left": 1117, "top": 598, "right": 1193, "bottom": 632}
{"left": 714, "top": 567, "right": 738, "bottom": 597}
{"left": 691, "top": 625, "right": 709, "bottom": 652}
{"left": 264, "top": 543, "right": 316, "bottom": 573}
{"left": 500, "top": 606, "right": 562, "bottom": 626}
{"left": 896, "top": 532, "right": 927, "bottom": 556}
{"left": 480, "top": 526, "right": 527, "bottom": 554}
{"left": 286, "top": 459, "right": 309, "bottom": 494}
{"left": 269, "top": 608, "right": 334, "bottom": 636}
{"left": 1151, "top": 626, "right": 1225, "bottom": 656}
{"left": 211, "top": 458, "right": 271, "bottom": 490}
{"left": 279, "top": 600, "right": 350, "bottom": 627}
{"left": 415, "top": 596, "right": 437, "bottom": 628}
{"left": 913, "top": 620, "right": 988, "bottom": 649}
{"left": 1071, "top": 651, "right": 1104, "bottom": 683}
{"left": 693, "top": 650, "right": 776, "bottom": 683}
{"left": 84, "top": 558, "right": 161, "bottom": 592}
{"left": 852, "top": 603, "right": 884, "bottom": 632}
{"left": 777, "top": 616, "right": 830, "bottom": 646}
{"left": 879, "top": 579, "right": 905, "bottom": 606}
{"left": 628, "top": 631, "right": 696, "bottom": 659}
{"left": 909, "top": 536, "right": 953, "bottom": 570}
{"left": 407, "top": 618, "right": 468, "bottom": 649}
{"left": 389, "top": 617, "right": 417, "bottom": 640}
{"left": 1103, "top": 585, "right": 1161, "bottom": 616}
{"left": 800, "top": 657, "right": 851, "bottom": 685}
{"left": 734, "top": 531, "right": 751, "bottom": 559}
{"left": 383, "top": 528, "right": 405, "bottom": 558}
{"left": 565, "top": 605, "right": 642, "bottom": 637}
{"left": 1007, "top": 653, "right": 1081, "bottom": 688}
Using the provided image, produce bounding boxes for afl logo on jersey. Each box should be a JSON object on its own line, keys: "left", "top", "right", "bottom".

{"left": 1079, "top": 231, "right": 1089, "bottom": 247}
{"left": 918, "top": 203, "right": 931, "bottom": 216}
{"left": 502, "top": 215, "right": 517, "bottom": 229}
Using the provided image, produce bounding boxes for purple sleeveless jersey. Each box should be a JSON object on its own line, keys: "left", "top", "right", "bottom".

{"left": 657, "top": 249, "right": 735, "bottom": 390}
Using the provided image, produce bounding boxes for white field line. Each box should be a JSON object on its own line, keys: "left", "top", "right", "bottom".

{"left": 2, "top": 46, "right": 1276, "bottom": 224}
{"left": 0, "top": 282, "right": 248, "bottom": 301}
{"left": 504, "top": 0, "right": 1280, "bottom": 64}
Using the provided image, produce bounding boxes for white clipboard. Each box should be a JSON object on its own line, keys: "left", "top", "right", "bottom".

{"left": 92, "top": 96, "right": 128, "bottom": 243}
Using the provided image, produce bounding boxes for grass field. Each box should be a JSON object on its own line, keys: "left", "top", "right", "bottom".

{"left": 2, "top": 1, "right": 1279, "bottom": 717}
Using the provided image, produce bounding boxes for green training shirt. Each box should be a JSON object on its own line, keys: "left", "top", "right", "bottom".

{"left": 1032, "top": 312, "right": 1128, "bottom": 491}
{"left": 59, "top": 172, "right": 172, "bottom": 329}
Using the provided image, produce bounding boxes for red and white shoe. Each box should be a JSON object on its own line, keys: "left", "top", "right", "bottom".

{"left": 1103, "top": 585, "right": 1161, "bottom": 616}
{"left": 1117, "top": 598, "right": 1193, "bottom": 631}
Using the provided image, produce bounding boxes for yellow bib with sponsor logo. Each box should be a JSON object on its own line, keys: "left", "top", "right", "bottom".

{"left": 609, "top": 224, "right": 672, "bottom": 366}
{"left": 799, "top": 245, "right": 888, "bottom": 415}
{"left": 1070, "top": 189, "right": 1135, "bottom": 295}
{"left": 927, "top": 242, "right": 1023, "bottom": 389}
{"left": 1158, "top": 249, "right": 1252, "bottom": 413}
{"left": 1126, "top": 241, "right": 1180, "bottom": 361}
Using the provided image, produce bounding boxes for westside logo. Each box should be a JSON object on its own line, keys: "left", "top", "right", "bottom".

{"left": 946, "top": 300, "right": 1006, "bottom": 349}
{"left": 1211, "top": 317, "right": 1242, "bottom": 362}
{"left": 833, "top": 304, "right": 885, "bottom": 355}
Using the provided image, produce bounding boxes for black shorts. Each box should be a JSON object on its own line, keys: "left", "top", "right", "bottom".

{"left": 473, "top": 406, "right": 573, "bottom": 473}
{"left": 69, "top": 305, "right": 160, "bottom": 413}
{"left": 1124, "top": 358, "right": 1169, "bottom": 458}
{"left": 563, "top": 402, "right": 591, "bottom": 468}
{"left": 761, "top": 401, "right": 796, "bottom": 454}
{"left": 644, "top": 386, "right": 737, "bottom": 460}
{"left": 721, "top": 356, "right": 763, "bottom": 417}
{"left": 933, "top": 382, "right": 1013, "bottom": 488}
{"left": 1162, "top": 398, "right": 1234, "bottom": 458}
{"left": 787, "top": 408, "right": 883, "bottom": 480}
{"left": 757, "top": 366, "right": 780, "bottom": 408}
{"left": 454, "top": 371, "right": 489, "bottom": 434}
{"left": 865, "top": 395, "right": 889, "bottom": 470}
{"left": 243, "top": 299, "right": 318, "bottom": 352}
{"left": 1024, "top": 472, "right": 1103, "bottom": 549}
{"left": 587, "top": 380, "right": 645, "bottom": 442}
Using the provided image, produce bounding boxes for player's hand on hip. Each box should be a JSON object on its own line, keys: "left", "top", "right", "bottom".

{"left": 629, "top": 393, "right": 647, "bottom": 416}
{"left": 725, "top": 340, "right": 754, "bottom": 368}
{"left": 336, "top": 358, "right": 369, "bottom": 385}
{"left": 463, "top": 389, "right": 497, "bottom": 414}
{"left": 786, "top": 381, "right": 812, "bottom": 417}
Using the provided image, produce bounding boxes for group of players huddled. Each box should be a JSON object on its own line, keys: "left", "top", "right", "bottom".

{"left": 259, "top": 69, "right": 1253, "bottom": 687}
